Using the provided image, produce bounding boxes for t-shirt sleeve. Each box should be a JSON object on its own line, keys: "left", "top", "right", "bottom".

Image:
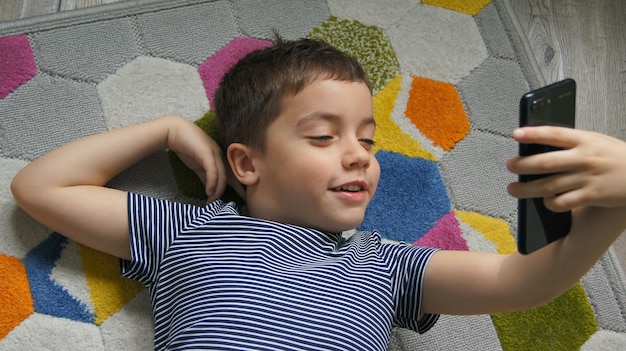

{"left": 383, "top": 242, "right": 440, "bottom": 333}
{"left": 120, "top": 192, "right": 204, "bottom": 286}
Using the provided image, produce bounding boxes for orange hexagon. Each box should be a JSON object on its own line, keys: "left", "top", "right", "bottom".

{"left": 0, "top": 254, "right": 34, "bottom": 338}
{"left": 405, "top": 76, "right": 470, "bottom": 152}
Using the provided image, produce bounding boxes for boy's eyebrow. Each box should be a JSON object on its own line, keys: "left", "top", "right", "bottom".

{"left": 297, "top": 112, "right": 376, "bottom": 128}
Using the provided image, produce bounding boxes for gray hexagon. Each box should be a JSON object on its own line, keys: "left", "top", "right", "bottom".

{"left": 456, "top": 56, "right": 529, "bottom": 136}
{"left": 392, "top": 314, "right": 502, "bottom": 351}
{"left": 107, "top": 151, "right": 186, "bottom": 204}
{"left": 136, "top": 2, "right": 239, "bottom": 65}
{"left": 31, "top": 17, "right": 140, "bottom": 83}
{"left": 233, "top": 0, "right": 330, "bottom": 40}
{"left": 475, "top": 3, "right": 516, "bottom": 60}
{"left": 326, "top": 0, "right": 418, "bottom": 27}
{"left": 97, "top": 56, "right": 210, "bottom": 130}
{"left": 438, "top": 130, "right": 517, "bottom": 219}
{"left": 385, "top": 4, "right": 487, "bottom": 84}
{"left": 0, "top": 74, "right": 106, "bottom": 160}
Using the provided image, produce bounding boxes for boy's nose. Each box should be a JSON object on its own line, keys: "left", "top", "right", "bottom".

{"left": 342, "top": 139, "right": 371, "bottom": 169}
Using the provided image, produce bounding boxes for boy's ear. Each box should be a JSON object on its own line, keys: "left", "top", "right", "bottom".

{"left": 226, "top": 143, "right": 259, "bottom": 186}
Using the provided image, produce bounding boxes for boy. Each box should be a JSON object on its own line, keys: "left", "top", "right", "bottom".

{"left": 10, "top": 38, "right": 626, "bottom": 350}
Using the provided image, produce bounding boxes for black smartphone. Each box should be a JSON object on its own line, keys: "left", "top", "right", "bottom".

{"left": 517, "top": 78, "right": 576, "bottom": 254}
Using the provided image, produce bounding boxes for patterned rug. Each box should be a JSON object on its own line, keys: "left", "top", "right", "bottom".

{"left": 1, "top": 0, "right": 625, "bottom": 350}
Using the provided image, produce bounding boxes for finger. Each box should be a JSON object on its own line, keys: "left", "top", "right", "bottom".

{"left": 205, "top": 148, "right": 228, "bottom": 203}
{"left": 507, "top": 171, "right": 583, "bottom": 200}
{"left": 512, "top": 126, "right": 581, "bottom": 150}
{"left": 544, "top": 188, "right": 591, "bottom": 212}
{"left": 507, "top": 184, "right": 574, "bottom": 213}
{"left": 507, "top": 149, "right": 580, "bottom": 176}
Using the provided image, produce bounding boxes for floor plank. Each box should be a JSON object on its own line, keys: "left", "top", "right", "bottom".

{"left": 0, "top": 0, "right": 59, "bottom": 21}
{"left": 59, "top": 0, "right": 123, "bottom": 12}
{"left": 510, "top": 0, "right": 626, "bottom": 274}
{"left": 0, "top": 0, "right": 27, "bottom": 21}
{"left": 510, "top": 0, "right": 625, "bottom": 139}
{"left": 21, "top": 0, "right": 61, "bottom": 19}
{"left": 510, "top": 0, "right": 565, "bottom": 80}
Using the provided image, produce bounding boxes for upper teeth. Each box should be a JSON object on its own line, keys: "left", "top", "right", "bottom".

{"left": 336, "top": 185, "right": 362, "bottom": 192}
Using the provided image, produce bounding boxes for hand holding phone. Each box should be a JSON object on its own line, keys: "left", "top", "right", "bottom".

{"left": 517, "top": 78, "right": 576, "bottom": 254}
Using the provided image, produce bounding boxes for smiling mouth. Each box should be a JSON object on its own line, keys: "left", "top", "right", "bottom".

{"left": 332, "top": 185, "right": 364, "bottom": 192}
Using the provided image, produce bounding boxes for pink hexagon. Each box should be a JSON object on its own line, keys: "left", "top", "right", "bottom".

{"left": 0, "top": 35, "right": 37, "bottom": 100}
{"left": 414, "top": 211, "right": 469, "bottom": 251}
{"left": 198, "top": 37, "right": 272, "bottom": 106}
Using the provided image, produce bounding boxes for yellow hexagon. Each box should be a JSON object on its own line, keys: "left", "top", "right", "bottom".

{"left": 422, "top": 0, "right": 491, "bottom": 16}
{"left": 372, "top": 75, "right": 436, "bottom": 161}
{"left": 78, "top": 245, "right": 144, "bottom": 325}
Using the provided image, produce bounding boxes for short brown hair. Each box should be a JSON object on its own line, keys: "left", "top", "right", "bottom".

{"left": 214, "top": 37, "right": 371, "bottom": 152}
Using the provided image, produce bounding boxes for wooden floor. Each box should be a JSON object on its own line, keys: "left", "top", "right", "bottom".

{"left": 1, "top": 0, "right": 625, "bottom": 271}
{"left": 509, "top": 0, "right": 626, "bottom": 276}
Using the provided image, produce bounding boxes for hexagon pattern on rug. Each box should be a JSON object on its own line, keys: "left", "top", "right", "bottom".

{"left": 0, "top": 1, "right": 609, "bottom": 350}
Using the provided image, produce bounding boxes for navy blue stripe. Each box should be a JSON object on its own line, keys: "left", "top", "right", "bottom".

{"left": 122, "top": 193, "right": 439, "bottom": 350}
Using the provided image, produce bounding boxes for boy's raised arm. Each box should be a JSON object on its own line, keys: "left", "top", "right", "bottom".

{"left": 421, "top": 127, "right": 626, "bottom": 315}
{"left": 11, "top": 116, "right": 227, "bottom": 260}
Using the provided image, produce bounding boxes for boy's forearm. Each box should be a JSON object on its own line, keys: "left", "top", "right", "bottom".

{"left": 11, "top": 114, "right": 179, "bottom": 219}
{"left": 17, "top": 116, "right": 179, "bottom": 189}
{"left": 10, "top": 116, "right": 189, "bottom": 259}
{"left": 503, "top": 206, "right": 626, "bottom": 309}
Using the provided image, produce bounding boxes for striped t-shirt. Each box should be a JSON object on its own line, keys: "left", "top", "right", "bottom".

{"left": 122, "top": 193, "right": 439, "bottom": 350}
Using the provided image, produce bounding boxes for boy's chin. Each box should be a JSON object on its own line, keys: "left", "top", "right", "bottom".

{"left": 325, "top": 216, "right": 365, "bottom": 233}
{"left": 285, "top": 211, "right": 366, "bottom": 234}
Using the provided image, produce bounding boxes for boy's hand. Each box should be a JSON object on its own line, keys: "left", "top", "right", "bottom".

{"left": 507, "top": 126, "right": 626, "bottom": 211}
{"left": 166, "top": 118, "right": 228, "bottom": 203}
{"left": 424, "top": 126, "right": 626, "bottom": 316}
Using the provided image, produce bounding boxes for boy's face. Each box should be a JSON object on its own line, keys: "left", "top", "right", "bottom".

{"left": 247, "top": 78, "right": 379, "bottom": 232}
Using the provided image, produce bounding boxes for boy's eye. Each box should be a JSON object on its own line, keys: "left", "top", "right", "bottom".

{"left": 360, "top": 138, "right": 375, "bottom": 150}
{"left": 360, "top": 138, "right": 375, "bottom": 146}
{"left": 311, "top": 135, "right": 334, "bottom": 141}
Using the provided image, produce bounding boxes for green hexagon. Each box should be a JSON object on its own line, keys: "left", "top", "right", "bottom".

{"left": 308, "top": 16, "right": 400, "bottom": 93}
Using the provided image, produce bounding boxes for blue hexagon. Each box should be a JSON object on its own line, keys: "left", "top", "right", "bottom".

{"left": 23, "top": 233, "right": 93, "bottom": 323}
{"left": 359, "top": 151, "right": 450, "bottom": 243}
